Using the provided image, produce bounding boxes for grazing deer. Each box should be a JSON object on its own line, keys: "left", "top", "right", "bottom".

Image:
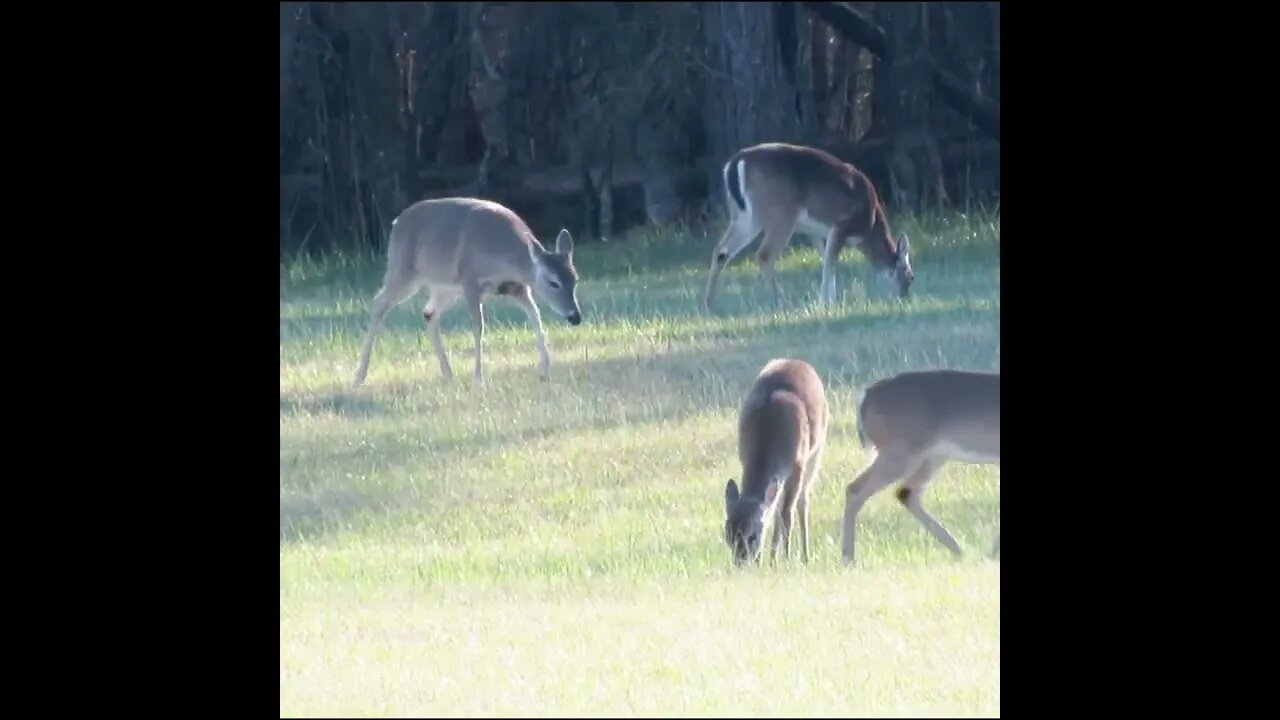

{"left": 352, "top": 197, "right": 583, "bottom": 388}
{"left": 703, "top": 142, "right": 914, "bottom": 313}
{"left": 724, "top": 358, "right": 830, "bottom": 566}
{"left": 841, "top": 369, "right": 1000, "bottom": 566}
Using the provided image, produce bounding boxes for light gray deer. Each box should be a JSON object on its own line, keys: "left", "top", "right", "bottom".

{"left": 841, "top": 369, "right": 1000, "bottom": 566}
{"left": 704, "top": 142, "right": 915, "bottom": 312}
{"left": 724, "top": 358, "right": 830, "bottom": 566}
{"left": 352, "top": 197, "right": 583, "bottom": 388}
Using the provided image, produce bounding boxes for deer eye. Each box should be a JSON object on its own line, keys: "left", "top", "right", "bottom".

{"left": 548, "top": 279, "right": 562, "bottom": 289}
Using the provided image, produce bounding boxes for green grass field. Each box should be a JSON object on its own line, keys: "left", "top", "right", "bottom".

{"left": 280, "top": 212, "right": 1001, "bottom": 717}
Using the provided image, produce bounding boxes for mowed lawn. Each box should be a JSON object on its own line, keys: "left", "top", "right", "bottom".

{"left": 280, "top": 213, "right": 1001, "bottom": 717}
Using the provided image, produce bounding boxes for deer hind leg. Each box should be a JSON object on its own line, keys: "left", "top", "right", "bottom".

{"left": 502, "top": 282, "right": 551, "bottom": 379}
{"left": 353, "top": 272, "right": 424, "bottom": 387}
{"left": 704, "top": 212, "right": 761, "bottom": 312}
{"left": 841, "top": 451, "right": 918, "bottom": 566}
{"left": 756, "top": 214, "right": 799, "bottom": 309}
{"left": 820, "top": 229, "right": 861, "bottom": 304}
{"left": 795, "top": 490, "right": 811, "bottom": 564}
{"left": 423, "top": 287, "right": 460, "bottom": 381}
{"left": 796, "top": 446, "right": 824, "bottom": 564}
{"left": 462, "top": 283, "right": 487, "bottom": 387}
{"left": 819, "top": 228, "right": 840, "bottom": 303}
{"left": 896, "top": 457, "right": 963, "bottom": 557}
{"left": 769, "top": 465, "right": 804, "bottom": 564}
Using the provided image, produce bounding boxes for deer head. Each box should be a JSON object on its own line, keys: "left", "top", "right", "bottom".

{"left": 528, "top": 229, "right": 583, "bottom": 325}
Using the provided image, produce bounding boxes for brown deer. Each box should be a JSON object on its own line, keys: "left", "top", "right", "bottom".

{"left": 351, "top": 197, "right": 583, "bottom": 388}
{"left": 723, "top": 358, "right": 830, "bottom": 566}
{"left": 703, "top": 142, "right": 914, "bottom": 312}
{"left": 841, "top": 369, "right": 1000, "bottom": 566}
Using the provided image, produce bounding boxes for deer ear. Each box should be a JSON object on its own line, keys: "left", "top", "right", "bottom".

{"left": 555, "top": 228, "right": 574, "bottom": 257}
{"left": 897, "top": 232, "right": 911, "bottom": 256}
{"left": 725, "top": 479, "right": 739, "bottom": 515}
{"left": 527, "top": 239, "right": 544, "bottom": 265}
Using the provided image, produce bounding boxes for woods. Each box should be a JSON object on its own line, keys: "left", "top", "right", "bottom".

{"left": 279, "top": 1, "right": 1001, "bottom": 257}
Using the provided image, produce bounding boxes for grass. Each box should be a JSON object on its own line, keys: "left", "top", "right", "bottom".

{"left": 280, "top": 210, "right": 1001, "bottom": 717}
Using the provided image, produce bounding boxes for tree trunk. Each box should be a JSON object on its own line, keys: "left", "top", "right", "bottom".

{"left": 700, "top": 1, "right": 807, "bottom": 217}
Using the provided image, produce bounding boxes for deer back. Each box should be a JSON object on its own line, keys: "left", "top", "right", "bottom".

{"left": 390, "top": 197, "right": 539, "bottom": 287}
{"left": 737, "top": 358, "right": 828, "bottom": 495}
{"left": 857, "top": 370, "right": 1000, "bottom": 460}
{"left": 734, "top": 143, "right": 903, "bottom": 269}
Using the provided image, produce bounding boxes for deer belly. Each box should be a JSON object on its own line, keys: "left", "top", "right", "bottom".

{"left": 930, "top": 439, "right": 1000, "bottom": 465}
{"left": 795, "top": 210, "right": 832, "bottom": 239}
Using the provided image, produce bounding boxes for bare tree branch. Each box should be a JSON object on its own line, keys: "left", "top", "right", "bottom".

{"left": 800, "top": 2, "right": 887, "bottom": 59}
{"left": 802, "top": 1, "right": 999, "bottom": 140}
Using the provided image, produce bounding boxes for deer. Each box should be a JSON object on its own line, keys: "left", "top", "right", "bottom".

{"left": 351, "top": 197, "right": 584, "bottom": 388}
{"left": 840, "top": 369, "right": 1000, "bottom": 566}
{"left": 703, "top": 142, "right": 915, "bottom": 313}
{"left": 723, "top": 358, "right": 830, "bottom": 567}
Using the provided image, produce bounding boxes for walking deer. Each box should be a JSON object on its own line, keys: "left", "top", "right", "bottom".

{"left": 352, "top": 197, "right": 583, "bottom": 388}
{"left": 703, "top": 142, "right": 914, "bottom": 312}
{"left": 841, "top": 369, "right": 1000, "bottom": 566}
{"left": 724, "top": 358, "right": 830, "bottom": 566}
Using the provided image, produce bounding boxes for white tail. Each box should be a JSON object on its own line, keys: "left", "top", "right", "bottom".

{"left": 841, "top": 369, "right": 1000, "bottom": 565}
{"left": 724, "top": 358, "right": 830, "bottom": 566}
{"left": 352, "top": 197, "right": 583, "bottom": 388}
{"left": 704, "top": 142, "right": 914, "bottom": 312}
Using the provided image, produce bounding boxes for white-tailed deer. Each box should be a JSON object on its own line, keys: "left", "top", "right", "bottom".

{"left": 724, "top": 358, "right": 830, "bottom": 566}
{"left": 841, "top": 369, "right": 1000, "bottom": 566}
{"left": 704, "top": 142, "right": 914, "bottom": 312}
{"left": 352, "top": 197, "right": 583, "bottom": 388}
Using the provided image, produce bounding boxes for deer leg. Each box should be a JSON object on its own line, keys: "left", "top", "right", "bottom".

{"left": 797, "top": 450, "right": 823, "bottom": 564}
{"left": 704, "top": 214, "right": 761, "bottom": 313}
{"left": 897, "top": 458, "right": 963, "bottom": 557}
{"left": 353, "top": 273, "right": 423, "bottom": 387}
{"left": 769, "top": 507, "right": 795, "bottom": 564}
{"left": 769, "top": 512, "right": 784, "bottom": 565}
{"left": 462, "top": 283, "right": 486, "bottom": 387}
{"left": 776, "top": 468, "right": 803, "bottom": 563}
{"left": 819, "top": 228, "right": 841, "bottom": 303}
{"left": 841, "top": 451, "right": 918, "bottom": 566}
{"left": 820, "top": 230, "right": 860, "bottom": 304}
{"left": 757, "top": 217, "right": 797, "bottom": 309}
{"left": 505, "top": 283, "right": 551, "bottom": 379}
{"left": 423, "top": 288, "right": 460, "bottom": 381}
{"left": 796, "top": 491, "right": 810, "bottom": 564}
{"left": 778, "top": 500, "right": 794, "bottom": 561}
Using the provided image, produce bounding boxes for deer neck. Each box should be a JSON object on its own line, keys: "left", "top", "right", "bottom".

{"left": 864, "top": 210, "right": 899, "bottom": 270}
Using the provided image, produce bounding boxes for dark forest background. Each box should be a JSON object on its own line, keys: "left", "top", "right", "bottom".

{"left": 279, "top": 1, "right": 1000, "bottom": 257}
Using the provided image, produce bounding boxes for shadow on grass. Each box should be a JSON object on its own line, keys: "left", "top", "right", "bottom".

{"left": 284, "top": 296, "right": 997, "bottom": 427}
{"left": 280, "top": 489, "right": 382, "bottom": 543}
{"left": 573, "top": 228, "right": 994, "bottom": 285}
{"left": 577, "top": 258, "right": 995, "bottom": 326}
{"left": 280, "top": 287, "right": 997, "bottom": 546}
{"left": 280, "top": 310, "right": 369, "bottom": 337}
{"left": 572, "top": 230, "right": 723, "bottom": 282}
{"left": 280, "top": 246, "right": 998, "bottom": 341}
{"left": 279, "top": 391, "right": 390, "bottom": 418}
{"left": 540, "top": 302, "right": 998, "bottom": 390}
